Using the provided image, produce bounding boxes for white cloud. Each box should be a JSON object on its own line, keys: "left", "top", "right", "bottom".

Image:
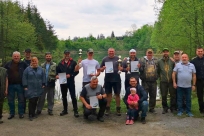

{"left": 21, "top": 0, "right": 158, "bottom": 39}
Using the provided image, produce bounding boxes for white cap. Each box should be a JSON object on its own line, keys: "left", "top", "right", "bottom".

{"left": 130, "top": 88, "right": 136, "bottom": 92}
{"left": 129, "top": 49, "right": 136, "bottom": 53}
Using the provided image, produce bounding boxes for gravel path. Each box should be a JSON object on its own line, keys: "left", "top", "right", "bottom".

{"left": 1, "top": 102, "right": 204, "bottom": 136}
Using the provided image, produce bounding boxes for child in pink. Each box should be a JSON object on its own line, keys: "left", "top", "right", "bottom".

{"left": 126, "top": 88, "right": 139, "bottom": 125}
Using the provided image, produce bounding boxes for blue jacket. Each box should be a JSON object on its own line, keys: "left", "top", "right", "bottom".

{"left": 22, "top": 66, "right": 46, "bottom": 99}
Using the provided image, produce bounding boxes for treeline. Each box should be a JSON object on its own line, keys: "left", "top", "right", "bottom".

{"left": 0, "top": 0, "right": 58, "bottom": 63}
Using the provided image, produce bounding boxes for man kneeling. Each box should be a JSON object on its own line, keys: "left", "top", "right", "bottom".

{"left": 80, "top": 76, "right": 107, "bottom": 122}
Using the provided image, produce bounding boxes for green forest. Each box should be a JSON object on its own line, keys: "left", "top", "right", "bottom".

{"left": 1, "top": 0, "right": 204, "bottom": 64}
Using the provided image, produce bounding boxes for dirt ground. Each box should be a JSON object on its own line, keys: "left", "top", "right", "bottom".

{"left": 1, "top": 102, "right": 204, "bottom": 136}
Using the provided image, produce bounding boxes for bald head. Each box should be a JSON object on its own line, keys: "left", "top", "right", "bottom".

{"left": 181, "top": 54, "right": 189, "bottom": 64}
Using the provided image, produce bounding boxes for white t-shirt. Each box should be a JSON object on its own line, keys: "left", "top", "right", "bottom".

{"left": 81, "top": 59, "right": 100, "bottom": 82}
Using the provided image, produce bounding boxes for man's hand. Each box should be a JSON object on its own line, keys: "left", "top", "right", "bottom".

{"left": 24, "top": 88, "right": 28, "bottom": 91}
{"left": 4, "top": 90, "right": 8, "bottom": 96}
{"left": 66, "top": 74, "right": 70, "bottom": 78}
{"left": 133, "top": 102, "right": 138, "bottom": 107}
{"left": 126, "top": 67, "right": 130, "bottom": 72}
{"left": 137, "top": 63, "right": 141, "bottom": 68}
{"left": 118, "top": 66, "right": 123, "bottom": 71}
{"left": 97, "top": 94, "right": 103, "bottom": 100}
{"left": 192, "top": 86, "right": 196, "bottom": 91}
{"left": 85, "top": 104, "right": 92, "bottom": 109}
{"left": 42, "top": 86, "right": 45, "bottom": 88}
{"left": 56, "top": 75, "right": 59, "bottom": 79}
{"left": 100, "top": 66, "right": 106, "bottom": 72}
{"left": 173, "top": 82, "right": 177, "bottom": 89}
{"left": 77, "top": 58, "right": 82, "bottom": 64}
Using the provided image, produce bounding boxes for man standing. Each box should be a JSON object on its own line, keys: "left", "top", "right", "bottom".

{"left": 21, "top": 48, "right": 32, "bottom": 66}
{"left": 172, "top": 54, "right": 196, "bottom": 117}
{"left": 122, "top": 49, "right": 139, "bottom": 89}
{"left": 0, "top": 65, "right": 8, "bottom": 123}
{"left": 173, "top": 51, "right": 181, "bottom": 64}
{"left": 123, "top": 77, "right": 148, "bottom": 124}
{"left": 36, "top": 52, "right": 56, "bottom": 115}
{"left": 158, "top": 48, "right": 176, "bottom": 114}
{"left": 100, "top": 48, "right": 121, "bottom": 116}
{"left": 4, "top": 51, "right": 28, "bottom": 119}
{"left": 139, "top": 49, "right": 158, "bottom": 113}
{"left": 80, "top": 76, "right": 107, "bottom": 122}
{"left": 75, "top": 48, "right": 100, "bottom": 87}
{"left": 191, "top": 47, "right": 204, "bottom": 115}
{"left": 56, "top": 50, "right": 79, "bottom": 117}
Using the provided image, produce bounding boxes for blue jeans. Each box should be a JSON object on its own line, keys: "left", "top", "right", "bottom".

{"left": 177, "top": 87, "right": 191, "bottom": 113}
{"left": 127, "top": 108, "right": 137, "bottom": 120}
{"left": 8, "top": 84, "right": 25, "bottom": 115}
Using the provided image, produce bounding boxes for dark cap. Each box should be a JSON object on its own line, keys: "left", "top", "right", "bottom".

{"left": 64, "top": 50, "right": 70, "bottom": 54}
{"left": 146, "top": 49, "right": 153, "bottom": 53}
{"left": 87, "top": 48, "right": 94, "bottom": 53}
{"left": 25, "top": 48, "right": 31, "bottom": 53}
{"left": 162, "top": 48, "right": 169, "bottom": 52}
{"left": 174, "top": 51, "right": 180, "bottom": 54}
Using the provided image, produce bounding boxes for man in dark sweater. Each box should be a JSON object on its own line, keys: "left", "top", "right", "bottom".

{"left": 56, "top": 50, "right": 79, "bottom": 117}
{"left": 4, "top": 51, "right": 28, "bottom": 120}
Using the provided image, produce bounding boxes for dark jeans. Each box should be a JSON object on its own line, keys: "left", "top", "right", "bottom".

{"left": 8, "top": 84, "right": 25, "bottom": 115}
{"left": 84, "top": 98, "right": 107, "bottom": 118}
{"left": 0, "top": 98, "right": 3, "bottom": 118}
{"left": 127, "top": 108, "right": 136, "bottom": 120}
{"left": 160, "top": 82, "right": 176, "bottom": 110}
{"left": 28, "top": 97, "right": 38, "bottom": 117}
{"left": 37, "top": 86, "right": 55, "bottom": 112}
{"left": 196, "top": 79, "right": 204, "bottom": 112}
{"left": 60, "top": 82, "right": 78, "bottom": 111}
{"left": 177, "top": 87, "right": 191, "bottom": 113}
{"left": 142, "top": 81, "right": 157, "bottom": 110}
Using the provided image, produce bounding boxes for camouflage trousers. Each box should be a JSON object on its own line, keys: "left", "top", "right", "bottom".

{"left": 142, "top": 81, "right": 157, "bottom": 110}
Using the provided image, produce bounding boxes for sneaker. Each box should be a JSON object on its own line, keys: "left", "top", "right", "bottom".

{"left": 29, "top": 116, "right": 33, "bottom": 121}
{"left": 7, "top": 115, "right": 14, "bottom": 120}
{"left": 105, "top": 107, "right": 110, "bottom": 116}
{"left": 48, "top": 111, "right": 53, "bottom": 116}
{"left": 162, "top": 108, "right": 168, "bottom": 114}
{"left": 177, "top": 112, "right": 183, "bottom": 116}
{"left": 149, "top": 109, "right": 156, "bottom": 113}
{"left": 0, "top": 118, "right": 3, "bottom": 124}
{"left": 97, "top": 117, "right": 104, "bottom": 122}
{"left": 129, "top": 120, "right": 134, "bottom": 125}
{"left": 187, "top": 112, "right": 194, "bottom": 117}
{"left": 141, "top": 117, "right": 146, "bottom": 124}
{"left": 19, "top": 114, "right": 24, "bottom": 119}
{"left": 74, "top": 111, "right": 79, "bottom": 118}
{"left": 60, "top": 110, "right": 68, "bottom": 116}
{"left": 36, "top": 110, "right": 41, "bottom": 115}
{"left": 116, "top": 107, "right": 121, "bottom": 116}
{"left": 125, "top": 120, "right": 130, "bottom": 125}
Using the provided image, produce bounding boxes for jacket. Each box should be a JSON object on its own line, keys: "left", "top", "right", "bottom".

{"left": 139, "top": 56, "right": 158, "bottom": 81}
{"left": 41, "top": 61, "right": 56, "bottom": 87}
{"left": 0, "top": 67, "right": 7, "bottom": 99}
{"left": 127, "top": 94, "right": 140, "bottom": 109}
{"left": 56, "top": 59, "right": 79, "bottom": 82}
{"left": 22, "top": 66, "right": 46, "bottom": 99}
{"left": 157, "top": 57, "right": 175, "bottom": 82}
{"left": 4, "top": 60, "right": 28, "bottom": 84}
{"left": 190, "top": 56, "right": 204, "bottom": 80}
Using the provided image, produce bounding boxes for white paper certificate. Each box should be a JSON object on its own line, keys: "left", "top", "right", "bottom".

{"left": 131, "top": 61, "right": 139, "bottom": 72}
{"left": 105, "top": 62, "right": 113, "bottom": 73}
{"left": 87, "top": 65, "right": 95, "bottom": 75}
{"left": 90, "top": 96, "right": 99, "bottom": 108}
{"left": 59, "top": 73, "right": 67, "bottom": 84}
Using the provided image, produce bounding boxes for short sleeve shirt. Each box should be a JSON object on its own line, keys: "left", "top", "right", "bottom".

{"left": 173, "top": 62, "right": 196, "bottom": 88}
{"left": 81, "top": 59, "right": 100, "bottom": 82}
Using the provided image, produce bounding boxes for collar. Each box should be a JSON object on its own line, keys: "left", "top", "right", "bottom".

{"left": 181, "top": 62, "right": 190, "bottom": 65}
{"left": 144, "top": 56, "right": 154, "bottom": 60}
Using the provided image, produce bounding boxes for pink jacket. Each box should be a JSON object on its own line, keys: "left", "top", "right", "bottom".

{"left": 127, "top": 94, "right": 140, "bottom": 109}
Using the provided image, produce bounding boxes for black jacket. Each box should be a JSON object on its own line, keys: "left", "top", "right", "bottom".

{"left": 56, "top": 59, "right": 79, "bottom": 82}
{"left": 123, "top": 84, "right": 148, "bottom": 105}
{"left": 190, "top": 56, "right": 204, "bottom": 80}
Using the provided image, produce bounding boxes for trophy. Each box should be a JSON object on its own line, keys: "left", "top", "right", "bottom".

{"left": 127, "top": 57, "right": 130, "bottom": 74}
{"left": 118, "top": 55, "right": 122, "bottom": 74}
{"left": 78, "top": 49, "right": 82, "bottom": 65}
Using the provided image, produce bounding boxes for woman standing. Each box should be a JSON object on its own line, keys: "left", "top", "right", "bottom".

{"left": 22, "top": 57, "right": 45, "bottom": 121}
{"left": 0, "top": 66, "right": 8, "bottom": 124}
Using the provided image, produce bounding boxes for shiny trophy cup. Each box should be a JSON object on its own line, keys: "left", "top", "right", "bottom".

{"left": 118, "top": 55, "right": 122, "bottom": 74}
{"left": 78, "top": 49, "right": 82, "bottom": 65}
{"left": 127, "top": 57, "right": 130, "bottom": 74}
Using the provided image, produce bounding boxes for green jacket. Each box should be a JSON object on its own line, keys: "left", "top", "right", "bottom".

{"left": 41, "top": 61, "right": 56, "bottom": 87}
{"left": 157, "top": 57, "right": 175, "bottom": 82}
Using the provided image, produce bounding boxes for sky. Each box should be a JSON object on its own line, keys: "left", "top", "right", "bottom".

{"left": 20, "top": 0, "right": 159, "bottom": 39}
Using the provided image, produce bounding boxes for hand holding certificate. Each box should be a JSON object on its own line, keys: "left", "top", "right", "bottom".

{"left": 105, "top": 62, "right": 113, "bottom": 73}
{"left": 131, "top": 61, "right": 139, "bottom": 72}
{"left": 59, "top": 73, "right": 67, "bottom": 84}
{"left": 89, "top": 96, "right": 99, "bottom": 108}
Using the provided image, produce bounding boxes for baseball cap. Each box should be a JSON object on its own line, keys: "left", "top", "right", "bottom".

{"left": 163, "top": 48, "right": 169, "bottom": 52}
{"left": 129, "top": 49, "right": 136, "bottom": 53}
{"left": 25, "top": 48, "right": 31, "bottom": 53}
{"left": 146, "top": 49, "right": 153, "bottom": 53}
{"left": 64, "top": 50, "right": 70, "bottom": 54}
{"left": 174, "top": 51, "right": 180, "bottom": 54}
{"left": 87, "top": 48, "right": 94, "bottom": 53}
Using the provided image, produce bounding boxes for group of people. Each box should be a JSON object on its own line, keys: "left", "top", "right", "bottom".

{"left": 0, "top": 47, "right": 203, "bottom": 125}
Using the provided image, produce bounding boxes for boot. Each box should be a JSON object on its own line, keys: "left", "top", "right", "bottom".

{"left": 74, "top": 110, "right": 79, "bottom": 118}
{"left": 116, "top": 107, "right": 121, "bottom": 116}
{"left": 105, "top": 107, "right": 110, "bottom": 116}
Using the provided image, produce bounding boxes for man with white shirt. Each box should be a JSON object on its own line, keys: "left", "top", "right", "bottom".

{"left": 75, "top": 48, "right": 101, "bottom": 87}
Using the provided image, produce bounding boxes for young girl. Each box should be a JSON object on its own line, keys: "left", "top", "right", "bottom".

{"left": 126, "top": 88, "right": 139, "bottom": 125}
